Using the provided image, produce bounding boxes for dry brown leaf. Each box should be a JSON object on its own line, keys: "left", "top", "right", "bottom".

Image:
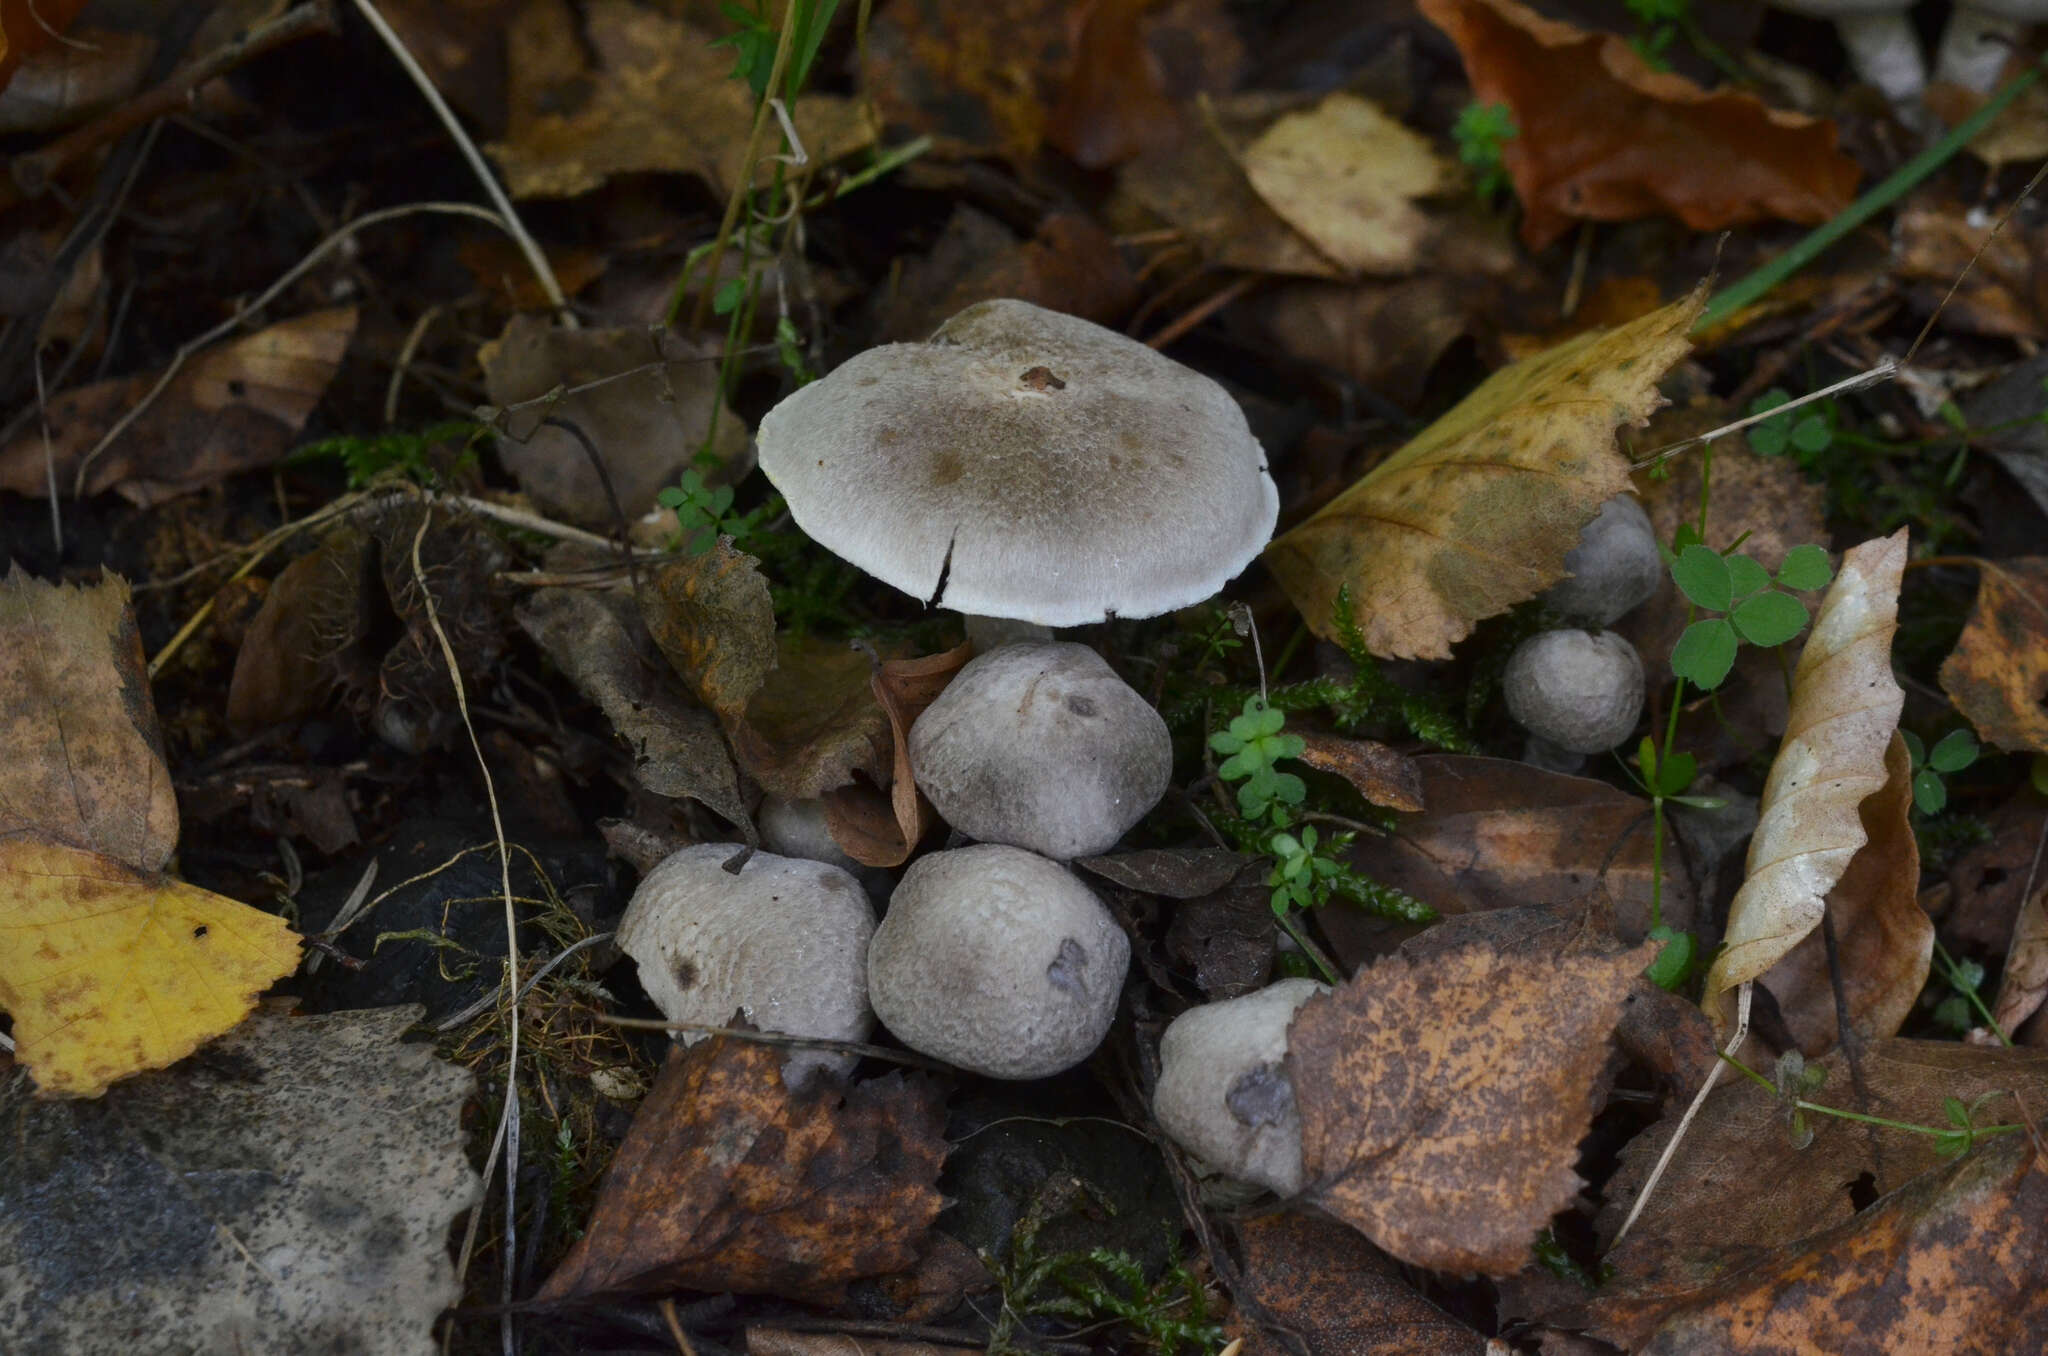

{"left": 1991, "top": 879, "right": 2048, "bottom": 1038}
{"left": 478, "top": 315, "right": 746, "bottom": 524}
{"left": 1242, "top": 273, "right": 1494, "bottom": 408}
{"left": 0, "top": 307, "right": 356, "bottom": 505}
{"left": 1756, "top": 733, "right": 1928, "bottom": 1055}
{"left": 1417, "top": 0, "right": 1859, "bottom": 250}
{"left": 642, "top": 542, "right": 779, "bottom": 730}
{"left": 1593, "top": 1041, "right": 2048, "bottom": 1353}
{"left": 515, "top": 586, "right": 749, "bottom": 827}
{"left": 1264, "top": 288, "right": 1700, "bottom": 659}
{"left": 1042, "top": 0, "right": 1186, "bottom": 169}
{"left": 490, "top": 0, "right": 873, "bottom": 198}
{"left": 1242, "top": 92, "right": 1452, "bottom": 276}
{"left": 0, "top": 24, "right": 151, "bottom": 135}
{"left": 731, "top": 634, "right": 894, "bottom": 800}
{"left": 537, "top": 1034, "right": 947, "bottom": 1305}
{"left": 1227, "top": 1212, "right": 1487, "bottom": 1355}
{"left": 1290, "top": 930, "right": 1652, "bottom": 1274}
{"left": 870, "top": 208, "right": 1138, "bottom": 344}
{"left": 1705, "top": 531, "right": 1907, "bottom": 1036}
{"left": 821, "top": 644, "right": 972, "bottom": 868}
{"left": 1319, "top": 756, "right": 1695, "bottom": 970}
{"left": 1939, "top": 557, "right": 2048, "bottom": 756}
{"left": 1894, "top": 201, "right": 2048, "bottom": 340}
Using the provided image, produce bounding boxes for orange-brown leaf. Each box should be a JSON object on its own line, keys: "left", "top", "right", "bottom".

{"left": 1417, "top": 0, "right": 1860, "bottom": 249}
{"left": 538, "top": 1035, "right": 947, "bottom": 1305}
{"left": 1939, "top": 557, "right": 2048, "bottom": 755}
{"left": 1289, "top": 933, "right": 1652, "bottom": 1274}
{"left": 823, "top": 644, "right": 972, "bottom": 868}
{"left": 1227, "top": 1212, "right": 1487, "bottom": 1355}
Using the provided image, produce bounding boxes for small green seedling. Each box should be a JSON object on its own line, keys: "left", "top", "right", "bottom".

{"left": 711, "top": 0, "right": 842, "bottom": 100}
{"left": 1747, "top": 388, "right": 1833, "bottom": 464}
{"left": 1666, "top": 535, "right": 1833, "bottom": 689}
{"left": 656, "top": 469, "right": 778, "bottom": 555}
{"left": 1628, "top": 735, "right": 1722, "bottom": 991}
{"left": 1209, "top": 697, "right": 1306, "bottom": 826}
{"left": 1625, "top": 0, "right": 1688, "bottom": 65}
{"left": 1901, "top": 728, "right": 1979, "bottom": 815}
{"left": 1452, "top": 102, "right": 1517, "bottom": 208}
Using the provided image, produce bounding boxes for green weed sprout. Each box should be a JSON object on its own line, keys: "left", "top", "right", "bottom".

{"left": 1667, "top": 536, "right": 1834, "bottom": 690}
{"left": 1625, "top": 0, "right": 1687, "bottom": 65}
{"left": 1746, "top": 387, "right": 1833, "bottom": 463}
{"left": 656, "top": 470, "right": 779, "bottom": 555}
{"left": 1901, "top": 728, "right": 1979, "bottom": 815}
{"left": 1210, "top": 699, "right": 1305, "bottom": 826}
{"left": 1452, "top": 102, "right": 1517, "bottom": 208}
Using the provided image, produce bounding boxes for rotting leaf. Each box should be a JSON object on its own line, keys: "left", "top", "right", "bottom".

{"left": 643, "top": 541, "right": 779, "bottom": 730}
{"left": 1939, "top": 557, "right": 2048, "bottom": 756}
{"left": 489, "top": 0, "right": 873, "bottom": 199}
{"left": 1416, "top": 0, "right": 1859, "bottom": 250}
{"left": 1265, "top": 288, "right": 1700, "bottom": 659}
{"left": 0, "top": 307, "right": 356, "bottom": 505}
{"left": 515, "top": 586, "right": 749, "bottom": 828}
{"left": 1704, "top": 531, "right": 1907, "bottom": 1039}
{"left": 1241, "top": 92, "right": 1453, "bottom": 276}
{"left": 0, "top": 569, "right": 300, "bottom": 1097}
{"left": 821, "top": 643, "right": 972, "bottom": 868}
{"left": 1293, "top": 730, "right": 1424, "bottom": 812}
{"left": 1077, "top": 846, "right": 1249, "bottom": 899}
{"left": 1227, "top": 1212, "right": 1488, "bottom": 1355}
{"left": 0, "top": 1003, "right": 479, "bottom": 1355}
{"left": 1042, "top": 0, "right": 1186, "bottom": 169}
{"left": 1289, "top": 931, "right": 1652, "bottom": 1274}
{"left": 1991, "top": 878, "right": 2048, "bottom": 1038}
{"left": 1756, "top": 733, "right": 1928, "bottom": 1055}
{"left": 732, "top": 633, "right": 893, "bottom": 801}
{"left": 537, "top": 1033, "right": 948, "bottom": 1305}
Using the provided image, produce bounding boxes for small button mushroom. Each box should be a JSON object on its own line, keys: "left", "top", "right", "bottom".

{"left": 1503, "top": 629, "right": 1645, "bottom": 755}
{"left": 1153, "top": 979, "right": 1328, "bottom": 1197}
{"left": 616, "top": 845, "right": 877, "bottom": 1086}
{"left": 910, "top": 641, "right": 1171, "bottom": 861}
{"left": 867, "top": 844, "right": 1130, "bottom": 1079}
{"left": 1544, "top": 495, "right": 1662, "bottom": 626}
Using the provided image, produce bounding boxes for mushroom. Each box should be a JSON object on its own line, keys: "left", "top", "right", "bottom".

{"left": 1772, "top": 2, "right": 1926, "bottom": 104}
{"left": 1152, "top": 979, "right": 1328, "bottom": 1196}
{"left": 1543, "top": 495, "right": 1662, "bottom": 627}
{"left": 616, "top": 844, "right": 877, "bottom": 1085}
{"left": 755, "top": 298, "right": 1279, "bottom": 627}
{"left": 1503, "top": 628, "right": 1645, "bottom": 757}
{"left": 909, "top": 642, "right": 1171, "bottom": 860}
{"left": 866, "top": 844, "right": 1130, "bottom": 1079}
{"left": 1934, "top": 2, "right": 2048, "bottom": 91}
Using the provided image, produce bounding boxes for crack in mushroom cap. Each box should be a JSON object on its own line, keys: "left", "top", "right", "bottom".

{"left": 616, "top": 844, "right": 877, "bottom": 1085}
{"left": 867, "top": 844, "right": 1130, "bottom": 1079}
{"left": 757, "top": 299, "right": 1280, "bottom": 626}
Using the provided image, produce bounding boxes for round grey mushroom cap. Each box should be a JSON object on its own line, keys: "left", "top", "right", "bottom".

{"left": 1503, "top": 629, "right": 1645, "bottom": 754}
{"left": 910, "top": 642, "right": 1170, "bottom": 860}
{"left": 868, "top": 844, "right": 1130, "bottom": 1079}
{"left": 1544, "top": 495, "right": 1661, "bottom": 626}
{"left": 756, "top": 298, "right": 1280, "bottom": 626}
{"left": 617, "top": 845, "right": 876, "bottom": 1085}
{"left": 1153, "top": 979, "right": 1328, "bottom": 1196}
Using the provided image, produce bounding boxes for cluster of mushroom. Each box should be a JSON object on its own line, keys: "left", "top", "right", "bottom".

{"left": 1774, "top": 1, "right": 2048, "bottom": 105}
{"left": 1500, "top": 495, "right": 1661, "bottom": 771}
{"left": 617, "top": 300, "right": 1281, "bottom": 1083}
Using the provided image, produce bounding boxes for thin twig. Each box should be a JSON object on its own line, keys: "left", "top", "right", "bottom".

{"left": 350, "top": 0, "right": 571, "bottom": 326}
{"left": 1611, "top": 981, "right": 1750, "bottom": 1250}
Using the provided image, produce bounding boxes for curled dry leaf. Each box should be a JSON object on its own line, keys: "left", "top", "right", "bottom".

{"left": 1756, "top": 733, "right": 1928, "bottom": 1055}
{"left": 1939, "top": 557, "right": 2048, "bottom": 756}
{"left": 1289, "top": 931, "right": 1652, "bottom": 1274}
{"left": 1704, "top": 531, "right": 1907, "bottom": 1038}
{"left": 0, "top": 569, "right": 299, "bottom": 1096}
{"left": 1417, "top": 0, "right": 1859, "bottom": 250}
{"left": 1990, "top": 878, "right": 2048, "bottom": 1038}
{"left": 822, "top": 643, "right": 973, "bottom": 868}
{"left": 0, "top": 307, "right": 356, "bottom": 505}
{"left": 1227, "top": 1212, "right": 1487, "bottom": 1356}
{"left": 1292, "top": 730, "right": 1424, "bottom": 812}
{"left": 1264, "top": 288, "right": 1699, "bottom": 659}
{"left": 1241, "top": 92, "right": 1453, "bottom": 275}
{"left": 538, "top": 1034, "right": 947, "bottom": 1306}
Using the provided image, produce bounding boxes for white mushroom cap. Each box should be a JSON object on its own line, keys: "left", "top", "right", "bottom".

{"left": 1153, "top": 979, "right": 1328, "bottom": 1196}
{"left": 910, "top": 642, "right": 1171, "bottom": 860}
{"left": 1543, "top": 495, "right": 1661, "bottom": 626}
{"left": 867, "top": 844, "right": 1130, "bottom": 1079}
{"left": 1503, "top": 629, "right": 1645, "bottom": 754}
{"left": 756, "top": 299, "right": 1280, "bottom": 626}
{"left": 1772, "top": 2, "right": 1926, "bottom": 103}
{"left": 617, "top": 845, "right": 876, "bottom": 1085}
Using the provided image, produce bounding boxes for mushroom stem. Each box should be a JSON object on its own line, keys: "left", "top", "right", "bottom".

{"left": 1933, "top": 6, "right": 2029, "bottom": 91}
{"left": 1837, "top": 11, "right": 1928, "bottom": 103}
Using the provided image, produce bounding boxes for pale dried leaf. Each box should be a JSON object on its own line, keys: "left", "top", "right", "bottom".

{"left": 1242, "top": 92, "right": 1451, "bottom": 275}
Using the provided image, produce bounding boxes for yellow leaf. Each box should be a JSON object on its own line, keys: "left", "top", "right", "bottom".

{"left": 1242, "top": 93, "right": 1452, "bottom": 275}
{"left": 1264, "top": 288, "right": 1701, "bottom": 659}
{"left": 1704, "top": 530, "right": 1906, "bottom": 1037}
{"left": 0, "top": 837, "right": 302, "bottom": 1097}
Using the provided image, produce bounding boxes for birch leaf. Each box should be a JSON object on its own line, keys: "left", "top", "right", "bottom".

{"left": 1703, "top": 530, "right": 1906, "bottom": 1037}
